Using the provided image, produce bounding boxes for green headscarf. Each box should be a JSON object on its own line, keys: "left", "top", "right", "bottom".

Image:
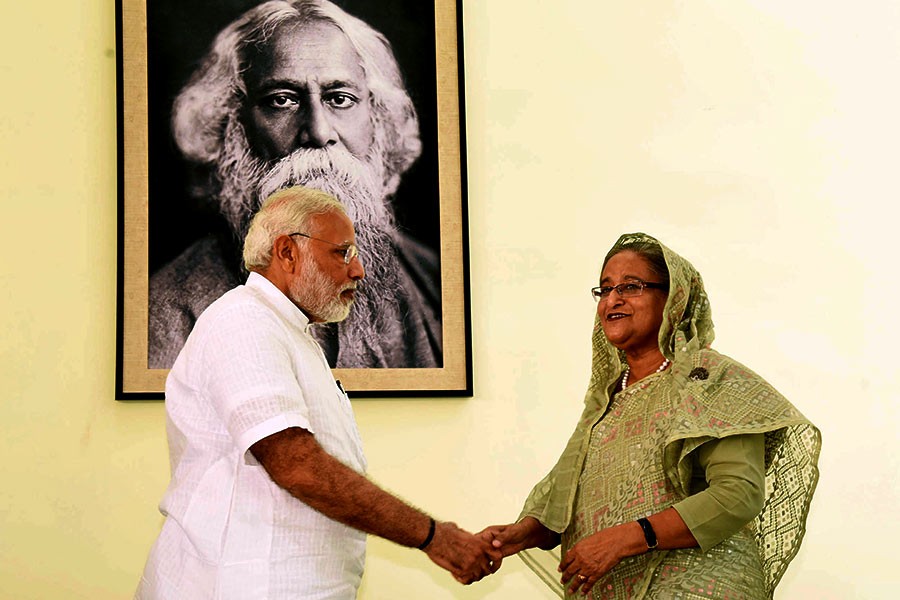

{"left": 520, "top": 233, "right": 821, "bottom": 596}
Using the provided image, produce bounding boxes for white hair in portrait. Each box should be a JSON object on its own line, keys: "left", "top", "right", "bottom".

{"left": 172, "top": 0, "right": 421, "bottom": 211}
{"left": 172, "top": 0, "right": 424, "bottom": 364}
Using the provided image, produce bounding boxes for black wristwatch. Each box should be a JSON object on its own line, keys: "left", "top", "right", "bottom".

{"left": 636, "top": 517, "right": 658, "bottom": 550}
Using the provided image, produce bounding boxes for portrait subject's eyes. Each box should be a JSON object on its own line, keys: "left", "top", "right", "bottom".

{"left": 263, "top": 93, "right": 299, "bottom": 110}
{"left": 322, "top": 91, "right": 360, "bottom": 110}
{"left": 597, "top": 286, "right": 615, "bottom": 298}
{"left": 620, "top": 283, "right": 642, "bottom": 295}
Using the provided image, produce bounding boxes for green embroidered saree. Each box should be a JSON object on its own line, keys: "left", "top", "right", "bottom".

{"left": 520, "top": 233, "right": 821, "bottom": 599}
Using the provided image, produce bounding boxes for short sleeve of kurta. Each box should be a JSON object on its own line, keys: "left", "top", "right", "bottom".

{"left": 673, "top": 433, "right": 766, "bottom": 551}
{"left": 198, "top": 301, "right": 312, "bottom": 457}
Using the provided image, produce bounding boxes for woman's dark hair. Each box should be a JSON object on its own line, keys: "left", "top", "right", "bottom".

{"left": 602, "top": 241, "right": 670, "bottom": 288}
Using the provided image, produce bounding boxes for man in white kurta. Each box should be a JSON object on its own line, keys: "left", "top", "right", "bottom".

{"left": 136, "top": 187, "right": 499, "bottom": 600}
{"left": 137, "top": 272, "right": 367, "bottom": 599}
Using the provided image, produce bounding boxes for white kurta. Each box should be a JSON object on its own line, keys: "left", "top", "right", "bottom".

{"left": 136, "top": 272, "right": 367, "bottom": 600}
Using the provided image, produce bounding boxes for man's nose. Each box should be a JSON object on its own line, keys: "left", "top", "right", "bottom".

{"left": 298, "top": 100, "right": 338, "bottom": 148}
{"left": 348, "top": 254, "right": 365, "bottom": 280}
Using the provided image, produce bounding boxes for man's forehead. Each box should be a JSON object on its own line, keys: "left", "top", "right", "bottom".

{"left": 243, "top": 20, "right": 366, "bottom": 87}
{"left": 308, "top": 210, "right": 355, "bottom": 240}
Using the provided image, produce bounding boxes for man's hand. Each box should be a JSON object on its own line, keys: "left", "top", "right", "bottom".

{"left": 424, "top": 521, "right": 502, "bottom": 584}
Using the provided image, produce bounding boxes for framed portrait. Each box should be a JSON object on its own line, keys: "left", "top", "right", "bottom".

{"left": 116, "top": 0, "right": 471, "bottom": 399}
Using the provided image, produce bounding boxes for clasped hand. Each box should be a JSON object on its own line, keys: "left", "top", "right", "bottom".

{"left": 478, "top": 517, "right": 627, "bottom": 596}
{"left": 476, "top": 516, "right": 562, "bottom": 575}
{"left": 430, "top": 516, "right": 625, "bottom": 592}
{"left": 423, "top": 521, "right": 503, "bottom": 584}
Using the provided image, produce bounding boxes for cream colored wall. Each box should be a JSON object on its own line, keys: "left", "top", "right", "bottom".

{"left": 2, "top": 0, "right": 897, "bottom": 598}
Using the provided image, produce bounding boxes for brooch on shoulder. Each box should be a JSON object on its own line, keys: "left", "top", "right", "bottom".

{"left": 689, "top": 367, "right": 709, "bottom": 381}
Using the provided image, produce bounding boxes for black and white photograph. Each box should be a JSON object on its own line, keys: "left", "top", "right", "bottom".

{"left": 117, "top": 0, "right": 471, "bottom": 397}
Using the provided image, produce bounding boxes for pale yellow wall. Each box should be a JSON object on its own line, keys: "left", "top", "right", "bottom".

{"left": 2, "top": 1, "right": 898, "bottom": 598}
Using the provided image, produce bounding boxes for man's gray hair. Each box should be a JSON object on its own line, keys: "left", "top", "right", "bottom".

{"left": 172, "top": 0, "right": 421, "bottom": 196}
{"left": 242, "top": 186, "right": 347, "bottom": 271}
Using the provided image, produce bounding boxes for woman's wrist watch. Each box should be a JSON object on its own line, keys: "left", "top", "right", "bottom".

{"left": 636, "top": 517, "right": 658, "bottom": 550}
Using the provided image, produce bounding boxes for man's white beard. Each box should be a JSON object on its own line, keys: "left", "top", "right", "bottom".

{"left": 289, "top": 251, "right": 355, "bottom": 324}
{"left": 216, "top": 118, "right": 404, "bottom": 359}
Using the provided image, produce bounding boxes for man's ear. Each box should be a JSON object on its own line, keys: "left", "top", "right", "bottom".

{"left": 271, "top": 235, "right": 300, "bottom": 274}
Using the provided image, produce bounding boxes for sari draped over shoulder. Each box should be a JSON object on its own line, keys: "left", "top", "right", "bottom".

{"left": 519, "top": 233, "right": 821, "bottom": 599}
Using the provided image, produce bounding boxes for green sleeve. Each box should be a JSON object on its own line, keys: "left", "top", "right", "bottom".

{"left": 672, "top": 433, "right": 765, "bottom": 551}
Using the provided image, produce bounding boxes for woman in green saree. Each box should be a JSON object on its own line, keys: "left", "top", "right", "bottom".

{"left": 482, "top": 233, "right": 820, "bottom": 599}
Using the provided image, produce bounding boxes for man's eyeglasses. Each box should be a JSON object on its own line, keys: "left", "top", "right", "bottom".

{"left": 289, "top": 232, "right": 359, "bottom": 265}
{"left": 591, "top": 281, "right": 668, "bottom": 301}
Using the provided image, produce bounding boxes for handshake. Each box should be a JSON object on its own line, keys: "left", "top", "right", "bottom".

{"left": 422, "top": 517, "right": 560, "bottom": 585}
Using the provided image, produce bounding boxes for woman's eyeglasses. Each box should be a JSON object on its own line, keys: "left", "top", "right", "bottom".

{"left": 591, "top": 281, "right": 668, "bottom": 301}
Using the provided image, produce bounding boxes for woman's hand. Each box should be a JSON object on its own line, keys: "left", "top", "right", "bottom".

{"left": 479, "top": 521, "right": 530, "bottom": 558}
{"left": 559, "top": 522, "right": 644, "bottom": 596}
{"left": 478, "top": 516, "right": 560, "bottom": 572}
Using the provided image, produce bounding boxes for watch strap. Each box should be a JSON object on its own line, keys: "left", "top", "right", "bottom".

{"left": 636, "top": 517, "right": 658, "bottom": 550}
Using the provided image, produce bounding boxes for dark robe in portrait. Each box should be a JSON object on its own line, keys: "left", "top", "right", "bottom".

{"left": 148, "top": 232, "right": 442, "bottom": 370}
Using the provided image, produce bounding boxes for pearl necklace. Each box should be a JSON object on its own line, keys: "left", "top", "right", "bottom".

{"left": 621, "top": 358, "right": 670, "bottom": 389}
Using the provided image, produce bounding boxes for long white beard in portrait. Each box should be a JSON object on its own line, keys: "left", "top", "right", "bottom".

{"left": 215, "top": 118, "right": 405, "bottom": 365}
